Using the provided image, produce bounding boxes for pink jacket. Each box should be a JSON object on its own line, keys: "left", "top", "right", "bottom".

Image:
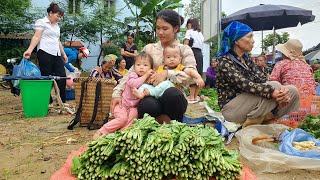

{"left": 121, "top": 72, "right": 145, "bottom": 108}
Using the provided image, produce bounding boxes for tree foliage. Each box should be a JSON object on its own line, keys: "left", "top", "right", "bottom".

{"left": 59, "top": 1, "right": 126, "bottom": 44}
{"left": 184, "top": 0, "right": 201, "bottom": 19}
{"left": 262, "top": 32, "right": 290, "bottom": 51}
{"left": 0, "top": 0, "right": 34, "bottom": 33}
{"left": 58, "top": 0, "right": 128, "bottom": 65}
{"left": 124, "top": 0, "right": 183, "bottom": 44}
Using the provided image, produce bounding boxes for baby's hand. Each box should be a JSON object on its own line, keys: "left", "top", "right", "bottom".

{"left": 146, "top": 69, "right": 154, "bottom": 77}
{"left": 195, "top": 78, "right": 205, "bottom": 88}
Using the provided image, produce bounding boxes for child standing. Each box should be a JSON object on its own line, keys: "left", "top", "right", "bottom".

{"left": 93, "top": 52, "right": 153, "bottom": 139}
{"left": 132, "top": 45, "right": 204, "bottom": 100}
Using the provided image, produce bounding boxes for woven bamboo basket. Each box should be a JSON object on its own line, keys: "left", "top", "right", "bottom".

{"left": 74, "top": 77, "right": 117, "bottom": 127}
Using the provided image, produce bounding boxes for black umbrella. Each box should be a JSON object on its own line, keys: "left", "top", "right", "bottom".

{"left": 221, "top": 4, "right": 315, "bottom": 30}
{"left": 221, "top": 4, "right": 315, "bottom": 62}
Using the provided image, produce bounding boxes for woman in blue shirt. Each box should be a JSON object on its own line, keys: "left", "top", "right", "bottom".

{"left": 64, "top": 47, "right": 90, "bottom": 72}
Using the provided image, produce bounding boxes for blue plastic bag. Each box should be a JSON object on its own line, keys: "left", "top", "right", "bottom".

{"left": 316, "top": 83, "right": 320, "bottom": 96}
{"left": 279, "top": 128, "right": 320, "bottom": 159}
{"left": 12, "top": 58, "right": 41, "bottom": 88}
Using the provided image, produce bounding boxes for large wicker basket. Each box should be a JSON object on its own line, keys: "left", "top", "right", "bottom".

{"left": 73, "top": 77, "right": 117, "bottom": 128}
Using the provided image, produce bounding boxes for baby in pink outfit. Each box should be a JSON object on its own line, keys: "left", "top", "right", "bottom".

{"left": 93, "top": 52, "right": 153, "bottom": 139}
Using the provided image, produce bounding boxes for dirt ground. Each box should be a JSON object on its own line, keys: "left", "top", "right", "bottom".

{"left": 0, "top": 88, "right": 319, "bottom": 180}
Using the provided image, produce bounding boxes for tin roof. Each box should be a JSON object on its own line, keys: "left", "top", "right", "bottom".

{"left": 64, "top": 41, "right": 84, "bottom": 47}
{"left": 0, "top": 32, "right": 33, "bottom": 39}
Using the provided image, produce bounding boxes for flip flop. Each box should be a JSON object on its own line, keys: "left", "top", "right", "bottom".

{"left": 187, "top": 99, "right": 198, "bottom": 104}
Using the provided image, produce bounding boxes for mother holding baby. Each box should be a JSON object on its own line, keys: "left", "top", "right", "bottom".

{"left": 111, "top": 9, "right": 197, "bottom": 123}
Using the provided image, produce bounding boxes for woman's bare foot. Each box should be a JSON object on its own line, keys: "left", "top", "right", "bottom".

{"left": 93, "top": 131, "right": 102, "bottom": 139}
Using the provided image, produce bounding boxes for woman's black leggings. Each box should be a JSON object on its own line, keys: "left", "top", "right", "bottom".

{"left": 137, "top": 87, "right": 187, "bottom": 122}
{"left": 192, "top": 48, "right": 203, "bottom": 76}
{"left": 37, "top": 49, "right": 66, "bottom": 103}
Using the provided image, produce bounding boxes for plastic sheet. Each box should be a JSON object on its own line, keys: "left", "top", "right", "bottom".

{"left": 50, "top": 146, "right": 87, "bottom": 180}
{"left": 279, "top": 128, "right": 320, "bottom": 159}
{"left": 236, "top": 124, "right": 320, "bottom": 173}
{"left": 50, "top": 146, "right": 257, "bottom": 180}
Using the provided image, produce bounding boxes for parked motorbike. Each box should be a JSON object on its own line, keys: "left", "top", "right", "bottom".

{"left": 0, "top": 58, "right": 18, "bottom": 89}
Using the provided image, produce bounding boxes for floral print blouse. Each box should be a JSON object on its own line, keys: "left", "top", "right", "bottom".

{"left": 216, "top": 50, "right": 274, "bottom": 109}
{"left": 270, "top": 59, "right": 317, "bottom": 93}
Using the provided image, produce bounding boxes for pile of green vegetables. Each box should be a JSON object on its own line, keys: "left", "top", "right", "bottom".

{"left": 314, "top": 69, "right": 320, "bottom": 82}
{"left": 200, "top": 88, "right": 220, "bottom": 112}
{"left": 72, "top": 114, "right": 242, "bottom": 180}
{"left": 298, "top": 115, "right": 320, "bottom": 139}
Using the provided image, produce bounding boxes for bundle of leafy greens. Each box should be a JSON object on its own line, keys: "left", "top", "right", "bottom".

{"left": 314, "top": 69, "right": 320, "bottom": 82}
{"left": 298, "top": 115, "right": 320, "bottom": 139}
{"left": 72, "top": 114, "right": 242, "bottom": 180}
{"left": 200, "top": 88, "right": 220, "bottom": 112}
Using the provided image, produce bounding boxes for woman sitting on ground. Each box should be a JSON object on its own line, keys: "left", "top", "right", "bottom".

{"left": 90, "top": 54, "right": 122, "bottom": 82}
{"left": 111, "top": 9, "right": 196, "bottom": 123}
{"left": 216, "top": 21, "right": 300, "bottom": 128}
{"left": 115, "top": 56, "right": 129, "bottom": 76}
{"left": 205, "top": 59, "right": 217, "bottom": 88}
{"left": 270, "top": 39, "right": 317, "bottom": 93}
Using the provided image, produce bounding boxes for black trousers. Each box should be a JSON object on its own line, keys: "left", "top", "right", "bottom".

{"left": 137, "top": 87, "right": 187, "bottom": 122}
{"left": 124, "top": 56, "right": 134, "bottom": 70}
{"left": 192, "top": 48, "right": 203, "bottom": 76}
{"left": 205, "top": 77, "right": 216, "bottom": 88}
{"left": 37, "top": 49, "right": 66, "bottom": 103}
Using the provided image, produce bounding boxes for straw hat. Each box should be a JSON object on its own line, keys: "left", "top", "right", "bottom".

{"left": 276, "top": 39, "right": 303, "bottom": 60}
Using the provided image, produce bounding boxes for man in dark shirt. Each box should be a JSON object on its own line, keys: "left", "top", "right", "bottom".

{"left": 216, "top": 21, "right": 300, "bottom": 127}
{"left": 256, "top": 55, "right": 272, "bottom": 79}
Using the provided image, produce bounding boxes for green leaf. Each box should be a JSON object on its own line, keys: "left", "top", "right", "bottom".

{"left": 164, "top": 3, "right": 184, "bottom": 9}
{"left": 71, "top": 157, "right": 81, "bottom": 175}
{"left": 139, "top": 0, "right": 162, "bottom": 18}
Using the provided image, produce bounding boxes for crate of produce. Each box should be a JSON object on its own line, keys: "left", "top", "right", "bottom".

{"left": 275, "top": 111, "right": 307, "bottom": 128}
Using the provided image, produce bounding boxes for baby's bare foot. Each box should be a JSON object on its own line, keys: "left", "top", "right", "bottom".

{"left": 132, "top": 88, "right": 145, "bottom": 99}
{"left": 143, "top": 89, "right": 150, "bottom": 96}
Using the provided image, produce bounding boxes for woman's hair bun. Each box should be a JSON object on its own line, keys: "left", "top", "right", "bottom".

{"left": 180, "top": 16, "right": 184, "bottom": 25}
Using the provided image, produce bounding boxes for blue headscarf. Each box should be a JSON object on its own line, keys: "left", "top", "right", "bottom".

{"left": 217, "top": 21, "right": 253, "bottom": 58}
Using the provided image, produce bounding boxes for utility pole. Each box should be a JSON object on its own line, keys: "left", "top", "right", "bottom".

{"left": 217, "top": 0, "right": 221, "bottom": 52}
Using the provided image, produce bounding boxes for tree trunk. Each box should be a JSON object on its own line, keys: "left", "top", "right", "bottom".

{"left": 97, "top": 27, "right": 103, "bottom": 66}
{"left": 135, "top": 7, "right": 140, "bottom": 44}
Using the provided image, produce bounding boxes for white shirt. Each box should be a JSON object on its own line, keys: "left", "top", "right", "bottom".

{"left": 34, "top": 17, "right": 61, "bottom": 56}
{"left": 184, "top": 29, "right": 204, "bottom": 50}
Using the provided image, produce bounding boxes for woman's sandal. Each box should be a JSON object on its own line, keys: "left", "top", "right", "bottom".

{"left": 187, "top": 99, "right": 198, "bottom": 104}
{"left": 187, "top": 96, "right": 200, "bottom": 104}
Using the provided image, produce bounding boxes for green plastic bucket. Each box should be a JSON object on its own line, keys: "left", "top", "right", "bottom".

{"left": 20, "top": 80, "right": 53, "bottom": 118}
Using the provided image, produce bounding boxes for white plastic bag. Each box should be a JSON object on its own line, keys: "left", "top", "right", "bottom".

{"left": 65, "top": 65, "right": 81, "bottom": 87}
{"left": 236, "top": 124, "right": 320, "bottom": 173}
